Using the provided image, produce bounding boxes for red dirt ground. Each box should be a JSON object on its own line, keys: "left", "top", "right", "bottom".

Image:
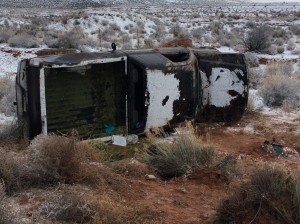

{"left": 121, "top": 112, "right": 300, "bottom": 224}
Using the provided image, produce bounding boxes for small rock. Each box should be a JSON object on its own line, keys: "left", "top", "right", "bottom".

{"left": 145, "top": 174, "right": 156, "bottom": 180}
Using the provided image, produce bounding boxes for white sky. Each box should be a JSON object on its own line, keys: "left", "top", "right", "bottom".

{"left": 250, "top": 0, "right": 300, "bottom": 2}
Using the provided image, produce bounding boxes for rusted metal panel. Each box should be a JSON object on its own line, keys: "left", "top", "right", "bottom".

{"left": 128, "top": 49, "right": 198, "bottom": 133}
{"left": 194, "top": 53, "right": 248, "bottom": 122}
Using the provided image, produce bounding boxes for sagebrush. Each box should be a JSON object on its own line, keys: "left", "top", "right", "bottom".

{"left": 215, "top": 165, "right": 300, "bottom": 224}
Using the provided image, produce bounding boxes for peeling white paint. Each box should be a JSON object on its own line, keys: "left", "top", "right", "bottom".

{"left": 201, "top": 68, "right": 245, "bottom": 107}
{"left": 145, "top": 70, "right": 180, "bottom": 130}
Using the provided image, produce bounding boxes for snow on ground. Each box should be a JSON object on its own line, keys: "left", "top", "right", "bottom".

{"left": 0, "top": 44, "right": 38, "bottom": 76}
{"left": 0, "top": 113, "right": 14, "bottom": 126}
{"left": 217, "top": 47, "right": 238, "bottom": 53}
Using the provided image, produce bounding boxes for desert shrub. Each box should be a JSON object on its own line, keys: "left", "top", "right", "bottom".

{"left": 28, "top": 133, "right": 100, "bottom": 185}
{"left": 0, "top": 148, "right": 22, "bottom": 194}
{"left": 101, "top": 19, "right": 109, "bottom": 26}
{"left": 152, "top": 23, "right": 166, "bottom": 39}
{"left": 102, "top": 27, "right": 116, "bottom": 42}
{"left": 92, "top": 194, "right": 162, "bottom": 224}
{"left": 265, "top": 62, "right": 293, "bottom": 77}
{"left": 170, "top": 22, "right": 182, "bottom": 37}
{"left": 0, "top": 181, "right": 14, "bottom": 224}
{"left": 274, "top": 37, "right": 284, "bottom": 46}
{"left": 259, "top": 75, "right": 300, "bottom": 108}
{"left": 287, "top": 40, "right": 296, "bottom": 51}
{"left": 146, "top": 135, "right": 215, "bottom": 179}
{"left": 0, "top": 121, "right": 23, "bottom": 144}
{"left": 73, "top": 19, "right": 80, "bottom": 26}
{"left": 273, "top": 27, "right": 288, "bottom": 39}
{"left": 243, "top": 24, "right": 271, "bottom": 52}
{"left": 55, "top": 27, "right": 85, "bottom": 49}
{"left": 143, "top": 38, "right": 155, "bottom": 48}
{"left": 111, "top": 158, "right": 151, "bottom": 177}
{"left": 248, "top": 67, "right": 263, "bottom": 89}
{"left": 210, "top": 21, "right": 223, "bottom": 35}
{"left": 244, "top": 52, "right": 259, "bottom": 67}
{"left": 264, "top": 44, "right": 277, "bottom": 55}
{"left": 8, "top": 33, "right": 39, "bottom": 48}
{"left": 39, "top": 189, "right": 94, "bottom": 223}
{"left": 277, "top": 46, "right": 285, "bottom": 54}
{"left": 246, "top": 21, "right": 256, "bottom": 28}
{"left": 192, "top": 27, "right": 205, "bottom": 40}
{"left": 0, "top": 75, "right": 16, "bottom": 116}
{"left": 0, "top": 27, "right": 15, "bottom": 43}
{"left": 215, "top": 165, "right": 300, "bottom": 224}
{"left": 289, "top": 25, "right": 300, "bottom": 35}
{"left": 110, "top": 23, "right": 121, "bottom": 32}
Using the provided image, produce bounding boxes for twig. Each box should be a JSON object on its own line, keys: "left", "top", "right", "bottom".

{"left": 249, "top": 195, "right": 263, "bottom": 224}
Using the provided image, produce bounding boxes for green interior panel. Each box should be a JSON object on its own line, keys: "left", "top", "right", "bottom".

{"left": 44, "top": 61, "right": 127, "bottom": 139}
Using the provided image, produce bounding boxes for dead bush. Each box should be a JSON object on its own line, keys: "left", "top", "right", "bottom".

{"left": 55, "top": 27, "right": 85, "bottom": 49}
{"left": 0, "top": 120, "right": 23, "bottom": 144}
{"left": 109, "top": 23, "right": 121, "bottom": 32}
{"left": 259, "top": 75, "right": 300, "bottom": 108}
{"left": 192, "top": 27, "right": 205, "bottom": 40}
{"left": 243, "top": 24, "right": 271, "bottom": 52}
{"left": 143, "top": 38, "right": 155, "bottom": 48}
{"left": 39, "top": 189, "right": 94, "bottom": 223}
{"left": 248, "top": 67, "right": 263, "bottom": 89}
{"left": 215, "top": 165, "right": 300, "bottom": 224}
{"left": 244, "top": 52, "right": 259, "bottom": 67}
{"left": 0, "top": 27, "right": 15, "bottom": 43}
{"left": 28, "top": 134, "right": 100, "bottom": 185}
{"left": 287, "top": 40, "right": 296, "bottom": 51}
{"left": 0, "top": 75, "right": 16, "bottom": 116}
{"left": 265, "top": 62, "right": 293, "bottom": 77}
{"left": 111, "top": 158, "right": 151, "bottom": 177}
{"left": 289, "top": 25, "right": 300, "bottom": 36}
{"left": 0, "top": 148, "right": 22, "bottom": 194}
{"left": 277, "top": 46, "right": 285, "bottom": 54}
{"left": 170, "top": 22, "right": 185, "bottom": 38}
{"left": 8, "top": 33, "right": 39, "bottom": 48}
{"left": 152, "top": 23, "right": 166, "bottom": 39}
{"left": 92, "top": 194, "right": 162, "bottom": 224}
{"left": 0, "top": 181, "right": 14, "bottom": 224}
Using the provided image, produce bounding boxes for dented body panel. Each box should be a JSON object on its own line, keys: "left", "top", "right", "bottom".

{"left": 16, "top": 48, "right": 248, "bottom": 139}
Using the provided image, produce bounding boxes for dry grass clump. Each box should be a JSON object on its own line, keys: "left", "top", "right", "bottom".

{"left": 92, "top": 194, "right": 163, "bottom": 224}
{"left": 0, "top": 147, "right": 23, "bottom": 194}
{"left": 0, "top": 75, "right": 16, "bottom": 116}
{"left": 265, "top": 62, "right": 294, "bottom": 77}
{"left": 38, "top": 188, "right": 94, "bottom": 223}
{"left": 146, "top": 134, "right": 237, "bottom": 180}
{"left": 0, "top": 182, "right": 15, "bottom": 224}
{"left": 111, "top": 158, "right": 151, "bottom": 177}
{"left": 27, "top": 133, "right": 115, "bottom": 186}
{"left": 259, "top": 75, "right": 300, "bottom": 108}
{"left": 8, "top": 33, "right": 39, "bottom": 48}
{"left": 0, "top": 121, "right": 23, "bottom": 144}
{"left": 0, "top": 133, "right": 127, "bottom": 193}
{"left": 215, "top": 165, "right": 300, "bottom": 224}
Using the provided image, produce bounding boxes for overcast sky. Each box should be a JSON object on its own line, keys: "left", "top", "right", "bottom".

{"left": 250, "top": 0, "right": 300, "bottom": 2}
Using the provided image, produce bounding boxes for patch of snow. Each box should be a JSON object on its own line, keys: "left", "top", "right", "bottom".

{"left": 249, "top": 89, "right": 265, "bottom": 110}
{"left": 0, "top": 44, "right": 38, "bottom": 76}
{"left": 217, "top": 47, "right": 237, "bottom": 53}
{"left": 0, "top": 113, "right": 15, "bottom": 126}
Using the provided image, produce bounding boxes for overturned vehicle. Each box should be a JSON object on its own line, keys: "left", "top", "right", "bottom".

{"left": 16, "top": 47, "right": 248, "bottom": 140}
